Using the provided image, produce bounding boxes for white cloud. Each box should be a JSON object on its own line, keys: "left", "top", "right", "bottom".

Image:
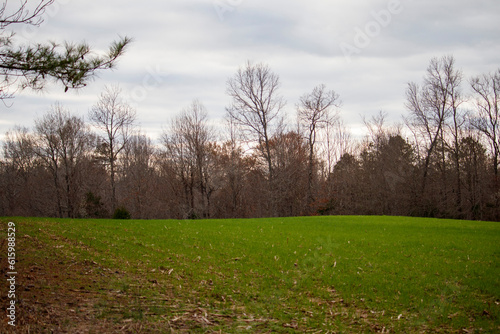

{"left": 1, "top": 0, "right": 499, "bottom": 142}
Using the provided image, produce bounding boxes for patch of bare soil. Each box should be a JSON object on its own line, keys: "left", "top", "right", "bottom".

{"left": 0, "top": 233, "right": 175, "bottom": 333}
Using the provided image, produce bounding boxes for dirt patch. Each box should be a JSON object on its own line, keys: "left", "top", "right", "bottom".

{"left": 1, "top": 226, "right": 244, "bottom": 333}
{"left": 0, "top": 231, "right": 176, "bottom": 333}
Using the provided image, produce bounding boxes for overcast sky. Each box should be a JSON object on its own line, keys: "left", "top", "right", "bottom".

{"left": 2, "top": 0, "right": 499, "bottom": 141}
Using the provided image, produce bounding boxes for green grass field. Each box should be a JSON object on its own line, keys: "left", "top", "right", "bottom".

{"left": 2, "top": 216, "right": 499, "bottom": 333}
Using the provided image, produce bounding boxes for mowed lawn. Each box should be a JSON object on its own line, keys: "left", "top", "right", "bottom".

{"left": 2, "top": 216, "right": 499, "bottom": 333}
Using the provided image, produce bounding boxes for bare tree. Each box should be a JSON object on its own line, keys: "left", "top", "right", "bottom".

{"left": 163, "top": 122, "right": 194, "bottom": 218}
{"left": 470, "top": 69, "right": 500, "bottom": 177}
{"left": 223, "top": 117, "right": 242, "bottom": 213}
{"left": 297, "top": 84, "right": 340, "bottom": 208}
{"left": 2, "top": 126, "right": 36, "bottom": 174}
{"left": 226, "top": 61, "right": 285, "bottom": 194}
{"left": 443, "top": 58, "right": 466, "bottom": 214}
{"left": 363, "top": 111, "right": 392, "bottom": 153}
{"left": 459, "top": 135, "right": 489, "bottom": 220}
{"left": 321, "top": 119, "right": 352, "bottom": 175}
{"left": 1, "top": 126, "right": 40, "bottom": 215}
{"left": 162, "top": 100, "right": 213, "bottom": 218}
{"left": 0, "top": 1, "right": 53, "bottom": 28}
{"left": 89, "top": 86, "right": 136, "bottom": 211}
{"left": 35, "top": 104, "right": 93, "bottom": 217}
{"left": 120, "top": 133, "right": 159, "bottom": 218}
{"left": 35, "top": 109, "right": 63, "bottom": 217}
{"left": 405, "top": 56, "right": 458, "bottom": 203}
{"left": 269, "top": 131, "right": 309, "bottom": 216}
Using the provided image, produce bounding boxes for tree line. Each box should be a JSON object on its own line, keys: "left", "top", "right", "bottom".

{"left": 1, "top": 56, "right": 499, "bottom": 221}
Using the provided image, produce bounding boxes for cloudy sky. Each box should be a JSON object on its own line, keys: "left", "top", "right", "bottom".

{"left": 2, "top": 0, "right": 499, "bottom": 141}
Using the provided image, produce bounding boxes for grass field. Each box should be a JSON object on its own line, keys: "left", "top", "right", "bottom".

{"left": 1, "top": 216, "right": 499, "bottom": 333}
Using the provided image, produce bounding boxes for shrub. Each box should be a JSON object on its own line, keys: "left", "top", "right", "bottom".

{"left": 113, "top": 206, "right": 131, "bottom": 219}
{"left": 83, "top": 192, "right": 107, "bottom": 218}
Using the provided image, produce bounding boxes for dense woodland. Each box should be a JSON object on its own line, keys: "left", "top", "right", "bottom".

{"left": 1, "top": 56, "right": 499, "bottom": 221}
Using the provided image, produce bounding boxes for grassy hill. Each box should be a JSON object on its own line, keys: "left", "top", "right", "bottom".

{"left": 1, "top": 216, "right": 499, "bottom": 333}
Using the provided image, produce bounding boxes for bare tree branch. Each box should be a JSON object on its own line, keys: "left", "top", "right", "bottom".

{"left": 0, "top": 0, "right": 54, "bottom": 28}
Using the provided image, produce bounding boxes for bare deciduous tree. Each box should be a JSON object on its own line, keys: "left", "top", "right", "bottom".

{"left": 0, "top": 0, "right": 53, "bottom": 28}
{"left": 443, "top": 57, "right": 466, "bottom": 214}
{"left": 269, "top": 131, "right": 308, "bottom": 216}
{"left": 1, "top": 126, "right": 39, "bottom": 215}
{"left": 3, "top": 126, "right": 36, "bottom": 174}
{"left": 120, "top": 133, "right": 158, "bottom": 219}
{"left": 321, "top": 119, "right": 352, "bottom": 175}
{"left": 470, "top": 69, "right": 500, "bottom": 177}
{"left": 89, "top": 86, "right": 136, "bottom": 211}
{"left": 162, "top": 100, "right": 213, "bottom": 218}
{"left": 297, "top": 84, "right": 340, "bottom": 208}
{"left": 405, "top": 56, "right": 459, "bottom": 206}
{"left": 226, "top": 61, "right": 285, "bottom": 192}
{"left": 35, "top": 104, "right": 93, "bottom": 217}
{"left": 459, "top": 135, "right": 489, "bottom": 220}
